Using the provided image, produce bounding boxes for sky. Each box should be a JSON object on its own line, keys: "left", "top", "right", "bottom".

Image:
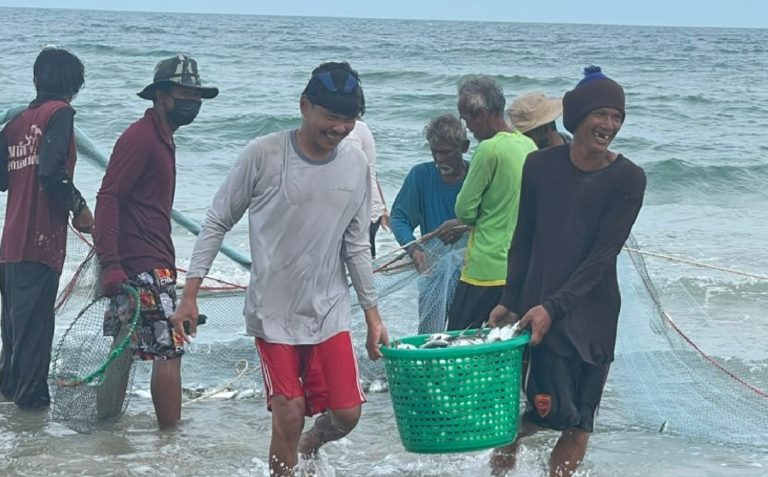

{"left": 0, "top": 0, "right": 766, "bottom": 28}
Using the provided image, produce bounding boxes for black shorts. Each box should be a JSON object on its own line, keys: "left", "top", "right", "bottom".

{"left": 523, "top": 345, "right": 610, "bottom": 432}
{"left": 446, "top": 281, "right": 503, "bottom": 331}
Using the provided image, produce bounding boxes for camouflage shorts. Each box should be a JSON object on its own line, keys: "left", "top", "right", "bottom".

{"left": 103, "top": 268, "right": 184, "bottom": 361}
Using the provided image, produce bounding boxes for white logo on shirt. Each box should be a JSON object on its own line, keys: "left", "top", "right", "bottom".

{"left": 7, "top": 124, "right": 42, "bottom": 171}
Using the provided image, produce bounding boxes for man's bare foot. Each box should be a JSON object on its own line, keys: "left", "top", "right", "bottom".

{"left": 297, "top": 457, "right": 317, "bottom": 477}
{"left": 490, "top": 441, "right": 520, "bottom": 476}
{"left": 298, "top": 430, "right": 321, "bottom": 458}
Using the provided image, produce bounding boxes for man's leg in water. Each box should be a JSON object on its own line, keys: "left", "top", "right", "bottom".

{"left": 298, "top": 405, "right": 361, "bottom": 457}
{"left": 95, "top": 339, "right": 132, "bottom": 421}
{"left": 151, "top": 357, "right": 182, "bottom": 429}
{"left": 549, "top": 427, "right": 589, "bottom": 477}
{"left": 97, "top": 310, "right": 133, "bottom": 422}
{"left": 296, "top": 331, "right": 365, "bottom": 458}
{"left": 255, "top": 337, "right": 316, "bottom": 476}
{"left": 490, "top": 415, "right": 542, "bottom": 476}
{"left": 270, "top": 394, "right": 307, "bottom": 476}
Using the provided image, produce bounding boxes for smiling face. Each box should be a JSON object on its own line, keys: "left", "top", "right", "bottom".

{"left": 573, "top": 107, "right": 624, "bottom": 153}
{"left": 299, "top": 96, "right": 357, "bottom": 156}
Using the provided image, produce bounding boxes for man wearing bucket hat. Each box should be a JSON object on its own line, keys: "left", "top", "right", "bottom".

{"left": 173, "top": 61, "right": 389, "bottom": 476}
{"left": 507, "top": 91, "right": 571, "bottom": 149}
{"left": 488, "top": 66, "right": 646, "bottom": 477}
{"left": 93, "top": 54, "right": 218, "bottom": 428}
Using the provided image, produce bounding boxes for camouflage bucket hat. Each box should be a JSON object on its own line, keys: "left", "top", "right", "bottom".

{"left": 137, "top": 54, "right": 219, "bottom": 100}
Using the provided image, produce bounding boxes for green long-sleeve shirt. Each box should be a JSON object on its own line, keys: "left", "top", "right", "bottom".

{"left": 455, "top": 131, "right": 536, "bottom": 285}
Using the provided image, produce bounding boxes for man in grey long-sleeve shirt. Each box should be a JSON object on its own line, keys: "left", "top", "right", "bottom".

{"left": 173, "top": 62, "right": 389, "bottom": 476}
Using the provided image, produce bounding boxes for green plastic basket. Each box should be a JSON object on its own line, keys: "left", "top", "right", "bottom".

{"left": 381, "top": 330, "right": 530, "bottom": 454}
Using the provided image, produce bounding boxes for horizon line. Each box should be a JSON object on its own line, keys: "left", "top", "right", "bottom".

{"left": 1, "top": 4, "right": 766, "bottom": 30}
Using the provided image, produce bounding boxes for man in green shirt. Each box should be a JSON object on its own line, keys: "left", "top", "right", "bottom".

{"left": 447, "top": 76, "right": 537, "bottom": 331}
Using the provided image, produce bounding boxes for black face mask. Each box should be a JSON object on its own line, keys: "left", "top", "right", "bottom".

{"left": 168, "top": 98, "right": 201, "bottom": 126}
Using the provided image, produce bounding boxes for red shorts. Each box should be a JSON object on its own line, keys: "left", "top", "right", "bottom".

{"left": 255, "top": 331, "right": 366, "bottom": 416}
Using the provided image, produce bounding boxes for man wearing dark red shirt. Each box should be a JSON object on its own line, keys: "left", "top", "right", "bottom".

{"left": 0, "top": 47, "right": 93, "bottom": 409}
{"left": 93, "top": 54, "right": 217, "bottom": 429}
{"left": 488, "top": 66, "right": 646, "bottom": 477}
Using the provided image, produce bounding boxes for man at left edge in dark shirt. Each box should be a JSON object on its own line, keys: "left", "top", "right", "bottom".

{"left": 0, "top": 47, "right": 93, "bottom": 409}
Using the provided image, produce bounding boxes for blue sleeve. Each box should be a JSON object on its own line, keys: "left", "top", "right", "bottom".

{"left": 390, "top": 167, "right": 422, "bottom": 246}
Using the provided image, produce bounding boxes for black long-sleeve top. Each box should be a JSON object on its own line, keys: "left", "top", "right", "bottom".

{"left": 498, "top": 145, "right": 646, "bottom": 365}
{"left": 35, "top": 106, "right": 86, "bottom": 215}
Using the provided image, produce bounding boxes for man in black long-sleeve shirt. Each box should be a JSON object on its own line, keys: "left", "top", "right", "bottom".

{"left": 488, "top": 66, "right": 646, "bottom": 477}
{"left": 0, "top": 48, "right": 93, "bottom": 409}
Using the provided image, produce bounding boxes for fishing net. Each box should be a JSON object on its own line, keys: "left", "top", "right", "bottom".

{"left": 50, "top": 283, "right": 140, "bottom": 433}
{"left": 50, "top": 239, "right": 265, "bottom": 431}
{"left": 352, "top": 233, "right": 467, "bottom": 334}
{"left": 368, "top": 231, "right": 768, "bottom": 449}
{"left": 3, "top": 205, "right": 767, "bottom": 447}
{"left": 64, "top": 227, "right": 466, "bottom": 392}
{"left": 55, "top": 233, "right": 102, "bottom": 316}
{"left": 610, "top": 235, "right": 768, "bottom": 448}
{"left": 0, "top": 103, "right": 762, "bottom": 445}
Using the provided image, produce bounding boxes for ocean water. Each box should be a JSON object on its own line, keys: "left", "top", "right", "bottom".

{"left": 1, "top": 6, "right": 767, "bottom": 476}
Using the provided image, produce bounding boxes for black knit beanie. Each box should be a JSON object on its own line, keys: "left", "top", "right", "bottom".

{"left": 562, "top": 66, "right": 625, "bottom": 133}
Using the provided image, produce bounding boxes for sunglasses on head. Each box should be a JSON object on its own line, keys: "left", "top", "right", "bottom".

{"left": 315, "top": 70, "right": 358, "bottom": 94}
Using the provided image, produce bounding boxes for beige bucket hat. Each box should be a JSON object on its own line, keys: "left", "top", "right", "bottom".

{"left": 507, "top": 91, "right": 563, "bottom": 133}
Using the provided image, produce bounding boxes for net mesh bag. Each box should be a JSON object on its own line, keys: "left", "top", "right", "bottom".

{"left": 50, "top": 282, "right": 140, "bottom": 433}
